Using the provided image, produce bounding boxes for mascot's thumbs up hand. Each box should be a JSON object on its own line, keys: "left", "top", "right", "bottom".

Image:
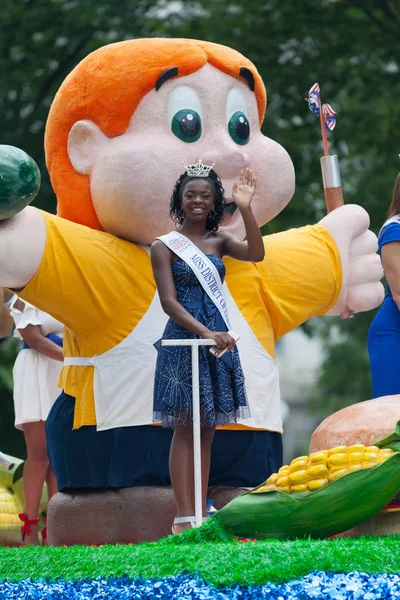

{"left": 0, "top": 145, "right": 41, "bottom": 220}
{"left": 318, "top": 204, "right": 385, "bottom": 315}
{"left": 0, "top": 146, "right": 46, "bottom": 289}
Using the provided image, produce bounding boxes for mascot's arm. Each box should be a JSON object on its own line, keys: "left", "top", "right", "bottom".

{"left": 0, "top": 207, "right": 46, "bottom": 290}
{"left": 1, "top": 208, "right": 150, "bottom": 337}
{"left": 258, "top": 205, "right": 384, "bottom": 340}
{"left": 257, "top": 224, "right": 343, "bottom": 341}
{"left": 0, "top": 145, "right": 44, "bottom": 289}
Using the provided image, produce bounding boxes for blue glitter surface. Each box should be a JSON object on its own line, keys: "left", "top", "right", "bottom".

{"left": 1, "top": 572, "right": 400, "bottom": 599}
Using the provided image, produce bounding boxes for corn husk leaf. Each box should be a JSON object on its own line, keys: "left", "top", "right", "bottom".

{"left": 375, "top": 420, "right": 400, "bottom": 452}
{"left": 215, "top": 453, "right": 400, "bottom": 539}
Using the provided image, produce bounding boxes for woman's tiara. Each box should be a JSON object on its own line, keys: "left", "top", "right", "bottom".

{"left": 182, "top": 159, "right": 215, "bottom": 178}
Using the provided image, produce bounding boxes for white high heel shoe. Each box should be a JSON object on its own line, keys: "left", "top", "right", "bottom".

{"left": 171, "top": 515, "right": 197, "bottom": 534}
{"left": 171, "top": 515, "right": 208, "bottom": 534}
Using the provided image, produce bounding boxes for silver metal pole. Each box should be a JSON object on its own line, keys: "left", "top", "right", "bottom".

{"left": 161, "top": 338, "right": 215, "bottom": 528}
{"left": 191, "top": 344, "right": 202, "bottom": 527}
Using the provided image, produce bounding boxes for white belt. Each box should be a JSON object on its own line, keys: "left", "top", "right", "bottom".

{"left": 64, "top": 356, "right": 95, "bottom": 366}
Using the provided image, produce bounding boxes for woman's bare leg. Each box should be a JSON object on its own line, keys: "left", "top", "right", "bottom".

{"left": 169, "top": 425, "right": 215, "bottom": 533}
{"left": 45, "top": 464, "right": 58, "bottom": 500}
{"left": 41, "top": 464, "right": 58, "bottom": 545}
{"left": 21, "top": 421, "right": 50, "bottom": 545}
{"left": 169, "top": 425, "right": 194, "bottom": 533}
{"left": 200, "top": 427, "right": 215, "bottom": 515}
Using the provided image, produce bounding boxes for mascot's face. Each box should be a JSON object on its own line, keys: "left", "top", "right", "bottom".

{"left": 68, "top": 63, "right": 295, "bottom": 245}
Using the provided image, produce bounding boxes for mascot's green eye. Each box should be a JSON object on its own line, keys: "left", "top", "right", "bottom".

{"left": 171, "top": 109, "right": 202, "bottom": 143}
{"left": 228, "top": 111, "right": 250, "bottom": 145}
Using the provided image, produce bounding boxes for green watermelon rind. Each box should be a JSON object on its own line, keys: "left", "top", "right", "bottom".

{"left": 0, "top": 145, "right": 41, "bottom": 220}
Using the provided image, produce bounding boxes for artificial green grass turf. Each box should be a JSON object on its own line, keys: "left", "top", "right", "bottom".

{"left": 1, "top": 520, "right": 400, "bottom": 586}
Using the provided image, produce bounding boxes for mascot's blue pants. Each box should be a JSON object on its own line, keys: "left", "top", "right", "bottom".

{"left": 46, "top": 392, "right": 283, "bottom": 491}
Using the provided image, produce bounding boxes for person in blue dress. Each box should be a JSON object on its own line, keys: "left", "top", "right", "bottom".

{"left": 151, "top": 162, "right": 265, "bottom": 533}
{"left": 368, "top": 173, "right": 400, "bottom": 398}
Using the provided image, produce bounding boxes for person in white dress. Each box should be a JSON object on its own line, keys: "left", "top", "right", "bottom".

{"left": 10, "top": 296, "right": 64, "bottom": 545}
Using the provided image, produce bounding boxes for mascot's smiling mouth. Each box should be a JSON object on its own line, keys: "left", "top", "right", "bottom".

{"left": 222, "top": 200, "right": 238, "bottom": 225}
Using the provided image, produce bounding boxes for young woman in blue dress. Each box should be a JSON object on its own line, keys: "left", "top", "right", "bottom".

{"left": 151, "top": 162, "right": 265, "bottom": 533}
{"left": 368, "top": 172, "right": 400, "bottom": 397}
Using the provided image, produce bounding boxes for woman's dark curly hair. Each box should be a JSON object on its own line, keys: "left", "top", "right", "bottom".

{"left": 169, "top": 169, "right": 225, "bottom": 232}
{"left": 388, "top": 172, "right": 400, "bottom": 218}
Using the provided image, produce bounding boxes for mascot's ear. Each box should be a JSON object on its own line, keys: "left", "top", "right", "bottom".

{"left": 68, "top": 120, "right": 107, "bottom": 174}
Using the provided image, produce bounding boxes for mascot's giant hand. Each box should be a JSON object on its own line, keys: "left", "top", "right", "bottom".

{"left": 0, "top": 38, "right": 384, "bottom": 455}
{"left": 319, "top": 205, "right": 383, "bottom": 315}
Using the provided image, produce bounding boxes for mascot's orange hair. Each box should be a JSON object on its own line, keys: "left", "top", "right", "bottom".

{"left": 45, "top": 38, "right": 267, "bottom": 230}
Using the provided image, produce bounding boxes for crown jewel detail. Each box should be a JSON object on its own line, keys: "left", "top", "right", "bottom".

{"left": 182, "top": 159, "right": 215, "bottom": 178}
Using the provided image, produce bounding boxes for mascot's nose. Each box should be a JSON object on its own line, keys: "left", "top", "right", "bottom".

{"left": 201, "top": 152, "right": 250, "bottom": 178}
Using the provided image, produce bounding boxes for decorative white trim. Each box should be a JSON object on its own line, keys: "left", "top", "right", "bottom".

{"left": 64, "top": 356, "right": 94, "bottom": 366}
{"left": 379, "top": 215, "right": 400, "bottom": 236}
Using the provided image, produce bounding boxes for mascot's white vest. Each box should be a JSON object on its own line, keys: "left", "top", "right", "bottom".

{"left": 66, "top": 284, "right": 282, "bottom": 433}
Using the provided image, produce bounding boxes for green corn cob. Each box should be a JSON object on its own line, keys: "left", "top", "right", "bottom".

{"left": 215, "top": 446, "right": 400, "bottom": 539}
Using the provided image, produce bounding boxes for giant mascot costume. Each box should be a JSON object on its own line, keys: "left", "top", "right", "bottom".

{"left": 0, "top": 39, "right": 384, "bottom": 544}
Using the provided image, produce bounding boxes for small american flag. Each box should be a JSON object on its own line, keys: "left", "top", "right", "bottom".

{"left": 323, "top": 103, "right": 337, "bottom": 130}
{"left": 308, "top": 82, "right": 321, "bottom": 117}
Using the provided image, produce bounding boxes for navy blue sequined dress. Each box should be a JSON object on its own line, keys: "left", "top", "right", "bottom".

{"left": 153, "top": 255, "right": 250, "bottom": 428}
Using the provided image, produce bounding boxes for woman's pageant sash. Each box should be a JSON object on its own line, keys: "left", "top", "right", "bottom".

{"left": 157, "top": 231, "right": 232, "bottom": 330}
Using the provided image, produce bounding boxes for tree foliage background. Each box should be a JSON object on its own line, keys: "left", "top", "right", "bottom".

{"left": 0, "top": 0, "right": 399, "bottom": 457}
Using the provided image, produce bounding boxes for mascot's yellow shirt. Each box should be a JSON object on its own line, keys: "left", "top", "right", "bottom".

{"left": 20, "top": 210, "right": 342, "bottom": 430}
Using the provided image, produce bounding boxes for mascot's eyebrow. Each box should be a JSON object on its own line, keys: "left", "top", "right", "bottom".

{"left": 156, "top": 67, "right": 179, "bottom": 91}
{"left": 155, "top": 66, "right": 255, "bottom": 92}
{"left": 239, "top": 67, "right": 255, "bottom": 92}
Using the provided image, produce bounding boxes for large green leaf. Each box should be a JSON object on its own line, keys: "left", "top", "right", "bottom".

{"left": 376, "top": 420, "right": 400, "bottom": 450}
